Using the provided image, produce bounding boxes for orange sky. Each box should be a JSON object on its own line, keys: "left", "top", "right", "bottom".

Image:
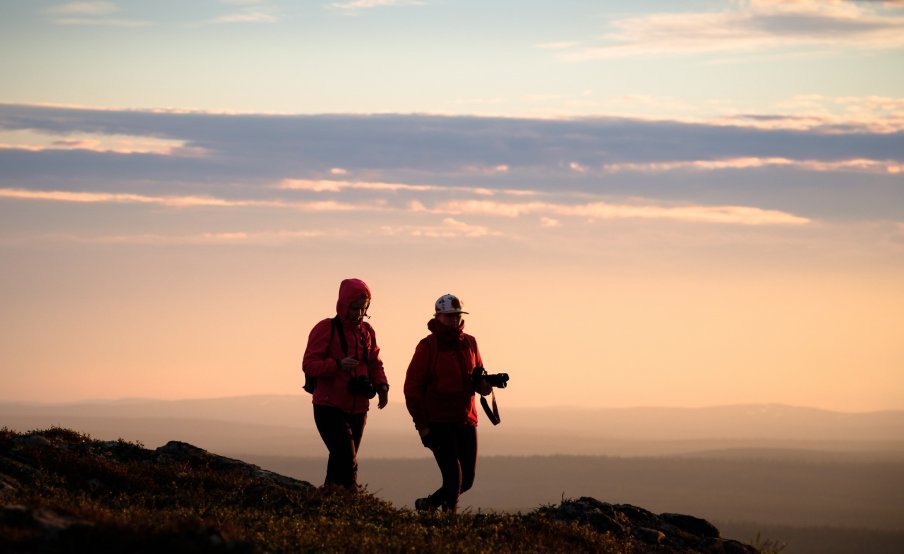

{"left": 2, "top": 219, "right": 902, "bottom": 411}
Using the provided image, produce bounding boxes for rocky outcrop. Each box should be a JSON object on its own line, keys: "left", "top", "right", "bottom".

{"left": 1, "top": 429, "right": 758, "bottom": 553}
{"left": 545, "top": 496, "right": 758, "bottom": 553}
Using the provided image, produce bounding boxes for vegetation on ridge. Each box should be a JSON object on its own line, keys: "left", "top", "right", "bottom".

{"left": 0, "top": 427, "right": 638, "bottom": 553}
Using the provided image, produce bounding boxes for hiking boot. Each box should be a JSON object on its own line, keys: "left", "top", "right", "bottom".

{"left": 415, "top": 497, "right": 436, "bottom": 512}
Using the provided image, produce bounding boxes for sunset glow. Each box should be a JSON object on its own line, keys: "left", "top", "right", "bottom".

{"left": 0, "top": 0, "right": 902, "bottom": 412}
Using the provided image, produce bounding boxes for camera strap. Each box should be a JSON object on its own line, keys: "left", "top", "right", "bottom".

{"left": 481, "top": 392, "right": 501, "bottom": 426}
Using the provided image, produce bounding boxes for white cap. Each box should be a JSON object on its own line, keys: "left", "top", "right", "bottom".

{"left": 435, "top": 293, "right": 469, "bottom": 314}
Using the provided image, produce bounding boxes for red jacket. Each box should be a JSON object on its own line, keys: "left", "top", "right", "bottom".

{"left": 404, "top": 318, "right": 483, "bottom": 429}
{"left": 302, "top": 279, "right": 388, "bottom": 414}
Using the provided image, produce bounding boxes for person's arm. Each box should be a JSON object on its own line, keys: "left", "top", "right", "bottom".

{"left": 301, "top": 320, "right": 341, "bottom": 378}
{"left": 470, "top": 336, "right": 492, "bottom": 396}
{"left": 403, "top": 340, "right": 430, "bottom": 431}
{"left": 364, "top": 324, "right": 390, "bottom": 409}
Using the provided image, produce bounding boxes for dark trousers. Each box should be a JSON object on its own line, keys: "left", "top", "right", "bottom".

{"left": 313, "top": 404, "right": 367, "bottom": 489}
{"left": 426, "top": 423, "right": 477, "bottom": 512}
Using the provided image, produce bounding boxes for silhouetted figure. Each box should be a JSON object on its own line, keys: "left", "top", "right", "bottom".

{"left": 302, "top": 278, "right": 389, "bottom": 489}
{"left": 404, "top": 294, "right": 493, "bottom": 513}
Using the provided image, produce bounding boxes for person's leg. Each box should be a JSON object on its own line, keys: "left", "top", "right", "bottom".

{"left": 427, "top": 423, "right": 463, "bottom": 512}
{"left": 346, "top": 411, "right": 367, "bottom": 486}
{"left": 313, "top": 404, "right": 357, "bottom": 488}
{"left": 349, "top": 411, "right": 366, "bottom": 452}
{"left": 457, "top": 424, "right": 478, "bottom": 495}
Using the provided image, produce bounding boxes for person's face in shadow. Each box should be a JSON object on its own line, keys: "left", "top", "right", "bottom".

{"left": 436, "top": 312, "right": 462, "bottom": 329}
{"left": 345, "top": 297, "right": 370, "bottom": 324}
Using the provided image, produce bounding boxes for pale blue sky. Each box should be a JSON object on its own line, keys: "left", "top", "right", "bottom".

{"left": 1, "top": 1, "right": 903, "bottom": 410}
{"left": 2, "top": 1, "right": 903, "bottom": 116}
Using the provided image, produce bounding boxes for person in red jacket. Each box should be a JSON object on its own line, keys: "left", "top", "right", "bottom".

{"left": 404, "top": 293, "right": 492, "bottom": 513}
{"left": 302, "top": 278, "right": 389, "bottom": 489}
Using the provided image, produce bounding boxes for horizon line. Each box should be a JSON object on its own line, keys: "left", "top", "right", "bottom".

{"left": 2, "top": 394, "right": 902, "bottom": 415}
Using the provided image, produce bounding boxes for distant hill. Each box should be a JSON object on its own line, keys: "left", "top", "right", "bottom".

{"left": 0, "top": 427, "right": 759, "bottom": 553}
{"left": 2, "top": 396, "right": 902, "bottom": 458}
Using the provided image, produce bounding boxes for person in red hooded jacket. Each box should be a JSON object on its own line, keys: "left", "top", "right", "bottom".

{"left": 404, "top": 293, "right": 493, "bottom": 513}
{"left": 302, "top": 278, "right": 389, "bottom": 489}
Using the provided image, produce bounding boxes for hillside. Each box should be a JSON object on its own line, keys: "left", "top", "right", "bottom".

{"left": 0, "top": 427, "right": 760, "bottom": 553}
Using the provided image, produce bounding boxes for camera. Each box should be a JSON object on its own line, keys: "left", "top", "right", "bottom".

{"left": 347, "top": 375, "right": 377, "bottom": 398}
{"left": 472, "top": 366, "right": 509, "bottom": 390}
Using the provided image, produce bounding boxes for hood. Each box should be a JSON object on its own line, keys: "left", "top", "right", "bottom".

{"left": 336, "top": 278, "right": 371, "bottom": 318}
{"left": 428, "top": 316, "right": 465, "bottom": 342}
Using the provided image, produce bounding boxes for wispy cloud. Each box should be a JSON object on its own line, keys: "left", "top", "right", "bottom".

{"left": 1, "top": 103, "right": 900, "bottom": 223}
{"left": 602, "top": 157, "right": 903, "bottom": 174}
{"left": 0, "top": 188, "right": 381, "bottom": 212}
{"left": 44, "top": 1, "right": 149, "bottom": 26}
{"left": 0, "top": 229, "right": 326, "bottom": 246}
{"left": 280, "top": 178, "right": 437, "bottom": 193}
{"left": 209, "top": 12, "right": 277, "bottom": 23}
{"left": 45, "top": 1, "right": 118, "bottom": 15}
{"left": 429, "top": 200, "right": 811, "bottom": 226}
{"left": 553, "top": 0, "right": 904, "bottom": 60}
{"left": 0, "top": 130, "right": 201, "bottom": 156}
{"left": 380, "top": 217, "right": 498, "bottom": 238}
{"left": 0, "top": 184, "right": 811, "bottom": 228}
{"left": 330, "top": 0, "right": 425, "bottom": 12}
{"left": 278, "top": 178, "right": 534, "bottom": 197}
{"left": 209, "top": 0, "right": 277, "bottom": 24}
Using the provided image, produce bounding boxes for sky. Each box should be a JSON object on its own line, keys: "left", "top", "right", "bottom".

{"left": 0, "top": 0, "right": 902, "bottom": 411}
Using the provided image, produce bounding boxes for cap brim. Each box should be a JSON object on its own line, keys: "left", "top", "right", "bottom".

{"left": 437, "top": 310, "right": 469, "bottom": 315}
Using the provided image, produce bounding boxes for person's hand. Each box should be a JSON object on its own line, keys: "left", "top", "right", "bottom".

{"left": 418, "top": 426, "right": 431, "bottom": 447}
{"left": 477, "top": 378, "right": 493, "bottom": 396}
{"left": 377, "top": 387, "right": 389, "bottom": 409}
{"left": 340, "top": 357, "right": 359, "bottom": 372}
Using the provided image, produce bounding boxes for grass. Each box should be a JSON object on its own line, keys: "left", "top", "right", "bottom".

{"left": 0, "top": 427, "right": 638, "bottom": 553}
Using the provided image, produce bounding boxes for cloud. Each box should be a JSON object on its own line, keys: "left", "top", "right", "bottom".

{"left": 0, "top": 229, "right": 326, "bottom": 246}
{"left": 209, "top": 1, "right": 277, "bottom": 24}
{"left": 331, "top": 0, "right": 425, "bottom": 12}
{"left": 278, "top": 178, "right": 533, "bottom": 197}
{"left": 45, "top": 2, "right": 118, "bottom": 15}
{"left": 209, "top": 12, "right": 277, "bottom": 23}
{"left": 553, "top": 0, "right": 904, "bottom": 60}
{"left": 602, "top": 157, "right": 903, "bottom": 174}
{"left": 44, "top": 1, "right": 149, "bottom": 26}
{"left": 0, "top": 129, "right": 200, "bottom": 156}
{"left": 210, "top": 0, "right": 279, "bottom": 24}
{"left": 1, "top": 103, "right": 900, "bottom": 223}
{"left": 380, "top": 217, "right": 498, "bottom": 238}
{"left": 429, "top": 199, "right": 811, "bottom": 226}
{"left": 0, "top": 187, "right": 382, "bottom": 212}
{"left": 280, "top": 178, "right": 438, "bottom": 193}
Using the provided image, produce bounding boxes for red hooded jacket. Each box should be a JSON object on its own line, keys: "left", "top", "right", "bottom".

{"left": 302, "top": 278, "right": 388, "bottom": 414}
{"left": 404, "top": 318, "right": 483, "bottom": 429}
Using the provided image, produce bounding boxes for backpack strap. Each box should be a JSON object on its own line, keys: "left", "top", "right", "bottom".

{"left": 304, "top": 317, "right": 346, "bottom": 394}
{"left": 331, "top": 315, "right": 348, "bottom": 357}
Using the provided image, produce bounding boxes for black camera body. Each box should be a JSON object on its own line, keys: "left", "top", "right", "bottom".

{"left": 348, "top": 375, "right": 377, "bottom": 398}
{"left": 472, "top": 366, "right": 509, "bottom": 390}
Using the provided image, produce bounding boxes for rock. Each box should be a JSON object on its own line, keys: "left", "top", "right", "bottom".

{"left": 0, "top": 472, "right": 20, "bottom": 492}
{"left": 0, "top": 504, "right": 92, "bottom": 534}
{"left": 156, "top": 441, "right": 248, "bottom": 471}
{"left": 547, "top": 496, "right": 759, "bottom": 553}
